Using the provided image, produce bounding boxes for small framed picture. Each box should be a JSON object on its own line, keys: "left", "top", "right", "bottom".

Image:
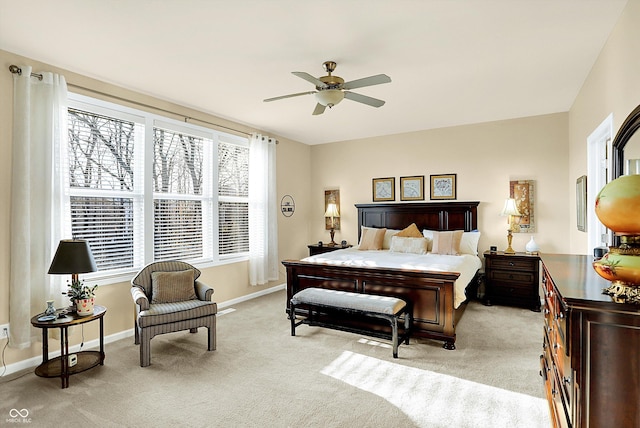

{"left": 430, "top": 174, "right": 457, "bottom": 200}
{"left": 400, "top": 176, "right": 424, "bottom": 201}
{"left": 372, "top": 177, "right": 395, "bottom": 202}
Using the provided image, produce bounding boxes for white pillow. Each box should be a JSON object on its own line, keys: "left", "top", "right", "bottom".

{"left": 459, "top": 231, "right": 481, "bottom": 255}
{"left": 383, "top": 229, "right": 401, "bottom": 249}
{"left": 389, "top": 236, "right": 429, "bottom": 255}
{"left": 422, "top": 229, "right": 435, "bottom": 251}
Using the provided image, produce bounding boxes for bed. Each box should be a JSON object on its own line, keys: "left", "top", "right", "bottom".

{"left": 282, "top": 201, "right": 481, "bottom": 350}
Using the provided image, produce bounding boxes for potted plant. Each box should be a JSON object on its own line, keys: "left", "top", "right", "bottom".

{"left": 63, "top": 279, "right": 98, "bottom": 316}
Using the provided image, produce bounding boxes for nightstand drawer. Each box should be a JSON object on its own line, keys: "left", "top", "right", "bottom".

{"left": 489, "top": 270, "right": 535, "bottom": 284}
{"left": 489, "top": 282, "right": 534, "bottom": 299}
{"left": 489, "top": 258, "right": 537, "bottom": 272}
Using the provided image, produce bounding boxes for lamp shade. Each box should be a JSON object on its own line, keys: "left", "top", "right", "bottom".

{"left": 500, "top": 198, "right": 521, "bottom": 217}
{"left": 48, "top": 239, "right": 97, "bottom": 274}
{"left": 324, "top": 203, "right": 340, "bottom": 218}
{"left": 315, "top": 89, "right": 344, "bottom": 107}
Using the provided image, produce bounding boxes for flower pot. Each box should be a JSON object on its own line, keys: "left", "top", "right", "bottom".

{"left": 76, "top": 297, "right": 95, "bottom": 317}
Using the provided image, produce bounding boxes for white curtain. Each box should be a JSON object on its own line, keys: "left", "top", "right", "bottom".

{"left": 10, "top": 66, "right": 68, "bottom": 348}
{"left": 248, "top": 133, "right": 278, "bottom": 286}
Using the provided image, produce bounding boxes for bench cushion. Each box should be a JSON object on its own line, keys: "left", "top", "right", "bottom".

{"left": 291, "top": 288, "right": 406, "bottom": 315}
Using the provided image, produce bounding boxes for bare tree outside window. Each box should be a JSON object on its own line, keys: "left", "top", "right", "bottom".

{"left": 67, "top": 109, "right": 137, "bottom": 269}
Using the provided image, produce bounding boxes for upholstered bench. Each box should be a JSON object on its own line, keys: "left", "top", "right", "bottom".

{"left": 290, "top": 288, "right": 412, "bottom": 358}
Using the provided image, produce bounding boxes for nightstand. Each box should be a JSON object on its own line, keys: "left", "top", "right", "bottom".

{"left": 308, "top": 243, "right": 351, "bottom": 257}
{"left": 483, "top": 250, "right": 541, "bottom": 311}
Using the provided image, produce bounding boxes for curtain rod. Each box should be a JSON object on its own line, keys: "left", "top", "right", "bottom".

{"left": 8, "top": 64, "right": 258, "bottom": 139}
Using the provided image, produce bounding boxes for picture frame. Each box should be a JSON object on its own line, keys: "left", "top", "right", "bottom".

{"left": 400, "top": 175, "right": 425, "bottom": 201}
{"left": 430, "top": 174, "right": 457, "bottom": 200}
{"left": 372, "top": 177, "right": 395, "bottom": 202}
{"left": 510, "top": 179, "right": 536, "bottom": 233}
{"left": 576, "top": 175, "right": 587, "bottom": 232}
{"left": 324, "top": 189, "right": 340, "bottom": 230}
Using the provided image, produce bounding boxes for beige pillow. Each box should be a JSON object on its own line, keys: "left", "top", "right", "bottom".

{"left": 395, "top": 223, "right": 423, "bottom": 238}
{"left": 431, "top": 230, "right": 464, "bottom": 255}
{"left": 389, "top": 236, "right": 429, "bottom": 254}
{"left": 151, "top": 269, "right": 197, "bottom": 303}
{"left": 359, "top": 227, "right": 386, "bottom": 250}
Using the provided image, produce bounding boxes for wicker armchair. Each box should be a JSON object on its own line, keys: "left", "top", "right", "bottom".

{"left": 130, "top": 261, "right": 217, "bottom": 367}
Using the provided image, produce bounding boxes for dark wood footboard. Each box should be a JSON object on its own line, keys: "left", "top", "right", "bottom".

{"left": 283, "top": 260, "right": 461, "bottom": 349}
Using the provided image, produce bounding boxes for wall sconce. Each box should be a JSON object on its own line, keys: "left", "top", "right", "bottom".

{"left": 324, "top": 203, "right": 340, "bottom": 246}
{"left": 500, "top": 198, "right": 521, "bottom": 254}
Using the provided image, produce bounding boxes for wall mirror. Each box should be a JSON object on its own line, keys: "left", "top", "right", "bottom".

{"left": 612, "top": 104, "right": 640, "bottom": 178}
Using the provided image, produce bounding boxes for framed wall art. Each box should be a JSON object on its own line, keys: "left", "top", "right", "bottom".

{"left": 430, "top": 174, "right": 457, "bottom": 200}
{"left": 400, "top": 175, "right": 424, "bottom": 201}
{"left": 576, "top": 175, "right": 587, "bottom": 232}
{"left": 510, "top": 179, "right": 536, "bottom": 233}
{"left": 372, "top": 177, "right": 395, "bottom": 202}
{"left": 324, "top": 189, "right": 340, "bottom": 230}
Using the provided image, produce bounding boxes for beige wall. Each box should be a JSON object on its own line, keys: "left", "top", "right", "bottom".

{"left": 310, "top": 114, "right": 570, "bottom": 255}
{"left": 0, "top": 49, "right": 312, "bottom": 368}
{"left": 568, "top": 0, "right": 640, "bottom": 254}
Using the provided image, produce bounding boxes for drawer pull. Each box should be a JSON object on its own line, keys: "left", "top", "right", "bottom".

{"left": 564, "top": 377, "right": 571, "bottom": 385}
{"left": 509, "top": 262, "right": 515, "bottom": 266}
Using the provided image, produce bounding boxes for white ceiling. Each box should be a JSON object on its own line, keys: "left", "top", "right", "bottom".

{"left": 0, "top": 0, "right": 628, "bottom": 145}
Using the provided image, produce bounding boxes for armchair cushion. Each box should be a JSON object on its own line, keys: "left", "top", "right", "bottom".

{"left": 137, "top": 300, "right": 218, "bottom": 328}
{"left": 151, "top": 269, "right": 197, "bottom": 304}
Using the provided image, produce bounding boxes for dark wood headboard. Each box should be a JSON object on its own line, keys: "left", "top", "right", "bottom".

{"left": 356, "top": 201, "right": 479, "bottom": 240}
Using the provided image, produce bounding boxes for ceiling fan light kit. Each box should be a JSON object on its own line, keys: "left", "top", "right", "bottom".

{"left": 315, "top": 89, "right": 344, "bottom": 107}
{"left": 264, "top": 61, "right": 391, "bottom": 115}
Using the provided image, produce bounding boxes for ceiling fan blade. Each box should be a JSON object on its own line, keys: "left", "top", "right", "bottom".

{"left": 292, "top": 71, "right": 327, "bottom": 88}
{"left": 342, "top": 74, "right": 391, "bottom": 90}
{"left": 344, "top": 91, "right": 385, "bottom": 108}
{"left": 312, "top": 103, "right": 326, "bottom": 115}
{"left": 263, "top": 91, "right": 316, "bottom": 102}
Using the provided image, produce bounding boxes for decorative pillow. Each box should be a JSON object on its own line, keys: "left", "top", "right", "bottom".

{"left": 383, "top": 229, "right": 401, "bottom": 249}
{"left": 422, "top": 229, "right": 435, "bottom": 251}
{"left": 431, "top": 230, "right": 464, "bottom": 255}
{"left": 459, "top": 231, "right": 481, "bottom": 255}
{"left": 389, "top": 236, "right": 429, "bottom": 254}
{"left": 151, "top": 269, "right": 197, "bottom": 303}
{"left": 358, "top": 227, "right": 387, "bottom": 250}
{"left": 395, "top": 223, "right": 423, "bottom": 238}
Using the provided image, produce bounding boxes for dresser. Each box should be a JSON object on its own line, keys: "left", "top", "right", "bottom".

{"left": 540, "top": 253, "right": 640, "bottom": 428}
{"left": 483, "top": 251, "right": 541, "bottom": 311}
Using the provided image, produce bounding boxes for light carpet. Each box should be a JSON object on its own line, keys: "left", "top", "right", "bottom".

{"left": 1, "top": 289, "right": 550, "bottom": 427}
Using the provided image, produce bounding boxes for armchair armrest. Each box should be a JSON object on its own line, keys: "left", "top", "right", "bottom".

{"left": 131, "top": 286, "right": 150, "bottom": 311}
{"left": 195, "top": 280, "right": 214, "bottom": 301}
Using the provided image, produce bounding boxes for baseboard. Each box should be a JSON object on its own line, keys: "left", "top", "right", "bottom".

{"left": 218, "top": 283, "right": 285, "bottom": 309}
{"left": 0, "top": 283, "right": 285, "bottom": 377}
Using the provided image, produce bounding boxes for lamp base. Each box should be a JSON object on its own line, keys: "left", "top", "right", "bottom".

{"left": 504, "top": 229, "right": 516, "bottom": 254}
{"left": 328, "top": 228, "right": 337, "bottom": 246}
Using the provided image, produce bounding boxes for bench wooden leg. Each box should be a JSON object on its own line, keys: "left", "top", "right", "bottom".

{"left": 290, "top": 304, "right": 296, "bottom": 336}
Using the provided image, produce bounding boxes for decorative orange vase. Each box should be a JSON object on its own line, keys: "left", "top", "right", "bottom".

{"left": 593, "top": 174, "right": 640, "bottom": 303}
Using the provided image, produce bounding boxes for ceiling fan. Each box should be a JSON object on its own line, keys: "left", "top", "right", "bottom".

{"left": 264, "top": 61, "right": 391, "bottom": 115}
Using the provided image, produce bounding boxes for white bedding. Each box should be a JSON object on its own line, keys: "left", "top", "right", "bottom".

{"left": 302, "top": 248, "right": 482, "bottom": 309}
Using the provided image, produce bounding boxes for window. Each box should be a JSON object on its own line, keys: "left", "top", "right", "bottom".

{"left": 65, "top": 94, "right": 249, "bottom": 278}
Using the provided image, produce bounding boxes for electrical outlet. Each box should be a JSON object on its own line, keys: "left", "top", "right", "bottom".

{"left": 0, "top": 323, "right": 9, "bottom": 340}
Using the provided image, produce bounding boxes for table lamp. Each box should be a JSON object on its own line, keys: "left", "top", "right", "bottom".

{"left": 48, "top": 239, "right": 97, "bottom": 286}
{"left": 324, "top": 203, "right": 340, "bottom": 246}
{"left": 500, "top": 198, "right": 521, "bottom": 254}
